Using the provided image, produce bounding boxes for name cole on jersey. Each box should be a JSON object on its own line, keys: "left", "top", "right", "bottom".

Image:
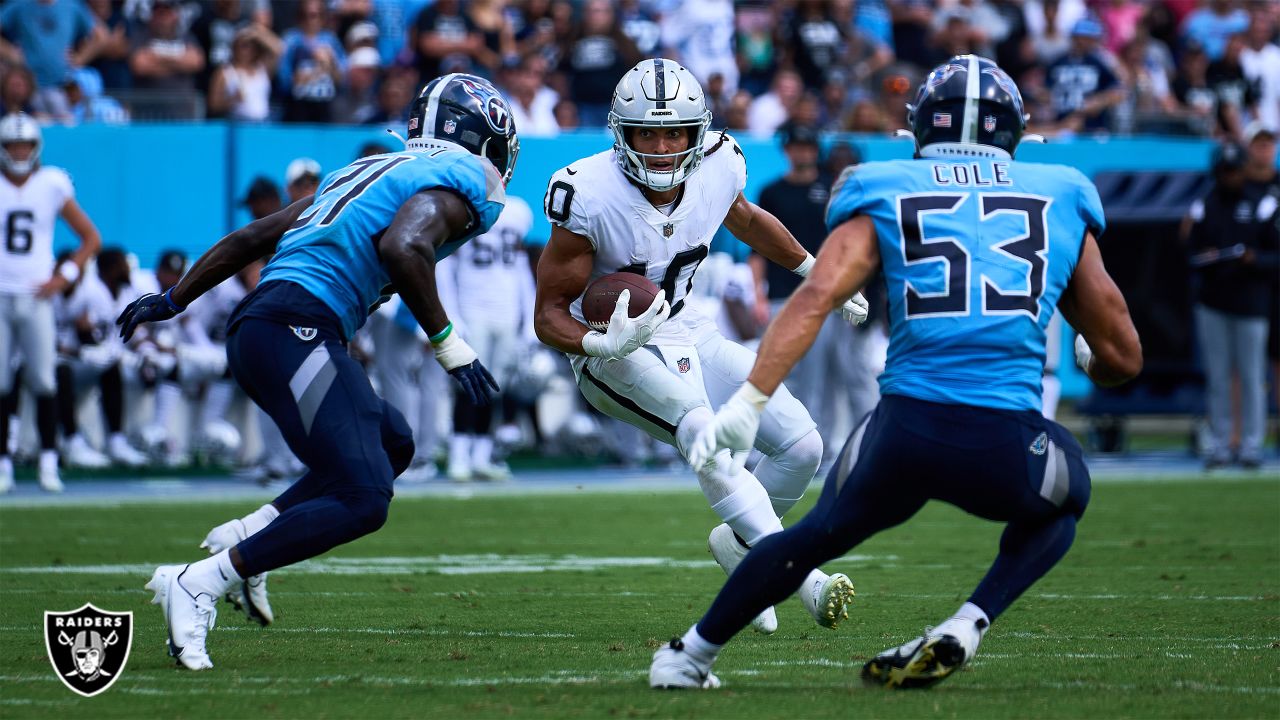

{"left": 543, "top": 130, "right": 747, "bottom": 335}
{"left": 0, "top": 166, "right": 74, "bottom": 294}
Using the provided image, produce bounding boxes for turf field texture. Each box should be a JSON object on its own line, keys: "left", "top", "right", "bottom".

{"left": 1, "top": 475, "right": 1276, "bottom": 719}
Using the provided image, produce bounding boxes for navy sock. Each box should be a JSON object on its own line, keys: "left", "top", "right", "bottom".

{"left": 968, "top": 513, "right": 1077, "bottom": 621}
{"left": 236, "top": 490, "right": 390, "bottom": 576}
{"left": 35, "top": 394, "right": 57, "bottom": 451}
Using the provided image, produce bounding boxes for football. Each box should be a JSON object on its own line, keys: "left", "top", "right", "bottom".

{"left": 582, "top": 272, "right": 661, "bottom": 331}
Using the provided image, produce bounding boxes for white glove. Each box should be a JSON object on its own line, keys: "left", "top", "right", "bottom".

{"left": 1074, "top": 334, "right": 1094, "bottom": 374}
{"left": 687, "top": 383, "right": 770, "bottom": 474}
{"left": 432, "top": 327, "right": 478, "bottom": 371}
{"left": 580, "top": 289, "right": 670, "bottom": 361}
{"left": 841, "top": 292, "right": 870, "bottom": 326}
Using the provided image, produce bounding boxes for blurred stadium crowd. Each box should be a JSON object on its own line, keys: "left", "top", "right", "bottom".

{"left": 0, "top": 0, "right": 1277, "bottom": 490}
{"left": 0, "top": 0, "right": 1277, "bottom": 140}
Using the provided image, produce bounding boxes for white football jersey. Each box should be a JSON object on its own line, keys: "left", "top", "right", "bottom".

{"left": 59, "top": 275, "right": 119, "bottom": 352}
{"left": 185, "top": 276, "right": 251, "bottom": 346}
{"left": 444, "top": 196, "right": 535, "bottom": 320}
{"left": 0, "top": 167, "right": 75, "bottom": 295}
{"left": 544, "top": 131, "right": 748, "bottom": 344}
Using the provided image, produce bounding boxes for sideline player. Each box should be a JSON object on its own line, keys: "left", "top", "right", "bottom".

{"left": 0, "top": 112, "right": 102, "bottom": 493}
{"left": 650, "top": 55, "right": 1143, "bottom": 689}
{"left": 535, "top": 59, "right": 866, "bottom": 634}
{"left": 117, "top": 73, "right": 517, "bottom": 670}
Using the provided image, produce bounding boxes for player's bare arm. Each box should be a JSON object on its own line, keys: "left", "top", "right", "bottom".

{"left": 377, "top": 189, "right": 475, "bottom": 337}
{"left": 748, "top": 215, "right": 881, "bottom": 395}
{"left": 169, "top": 195, "right": 315, "bottom": 308}
{"left": 722, "top": 193, "right": 808, "bottom": 270}
{"left": 1057, "top": 232, "right": 1142, "bottom": 387}
{"left": 37, "top": 198, "right": 102, "bottom": 298}
{"left": 533, "top": 225, "right": 597, "bottom": 355}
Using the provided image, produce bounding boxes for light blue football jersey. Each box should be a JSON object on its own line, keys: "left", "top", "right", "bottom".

{"left": 825, "top": 157, "right": 1105, "bottom": 411}
{"left": 261, "top": 149, "right": 505, "bottom": 339}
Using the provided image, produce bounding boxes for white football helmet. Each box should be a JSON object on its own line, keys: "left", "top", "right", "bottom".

{"left": 0, "top": 112, "right": 42, "bottom": 176}
{"left": 608, "top": 58, "right": 713, "bottom": 192}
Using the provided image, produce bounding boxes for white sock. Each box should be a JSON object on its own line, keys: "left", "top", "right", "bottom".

{"left": 471, "top": 435, "right": 494, "bottom": 468}
{"left": 709, "top": 477, "right": 783, "bottom": 546}
{"left": 180, "top": 549, "right": 241, "bottom": 598}
{"left": 449, "top": 434, "right": 471, "bottom": 469}
{"left": 680, "top": 625, "right": 722, "bottom": 668}
{"left": 241, "top": 503, "right": 280, "bottom": 537}
{"left": 39, "top": 449, "right": 58, "bottom": 471}
{"left": 802, "top": 568, "right": 828, "bottom": 589}
{"left": 955, "top": 601, "right": 990, "bottom": 633}
{"left": 108, "top": 432, "right": 129, "bottom": 448}
{"left": 201, "top": 380, "right": 235, "bottom": 426}
{"left": 153, "top": 381, "right": 183, "bottom": 427}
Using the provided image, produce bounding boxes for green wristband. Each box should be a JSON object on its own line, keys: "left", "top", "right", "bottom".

{"left": 429, "top": 322, "right": 453, "bottom": 344}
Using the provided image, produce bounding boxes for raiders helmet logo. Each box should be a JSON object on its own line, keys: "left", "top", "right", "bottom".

{"left": 44, "top": 603, "right": 133, "bottom": 697}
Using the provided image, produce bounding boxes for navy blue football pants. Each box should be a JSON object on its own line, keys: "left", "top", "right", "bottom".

{"left": 225, "top": 318, "right": 414, "bottom": 577}
{"left": 698, "top": 394, "right": 1091, "bottom": 644}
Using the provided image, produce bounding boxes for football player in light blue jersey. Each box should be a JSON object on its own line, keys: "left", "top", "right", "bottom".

{"left": 116, "top": 73, "right": 519, "bottom": 671}
{"left": 651, "top": 56, "right": 1142, "bottom": 690}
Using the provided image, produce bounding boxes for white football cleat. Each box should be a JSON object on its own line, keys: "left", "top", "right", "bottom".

{"left": 200, "top": 520, "right": 272, "bottom": 625}
{"left": 707, "top": 523, "right": 777, "bottom": 634}
{"left": 649, "top": 639, "right": 721, "bottom": 689}
{"left": 472, "top": 461, "right": 511, "bottom": 481}
{"left": 107, "top": 434, "right": 148, "bottom": 467}
{"left": 38, "top": 452, "right": 63, "bottom": 493}
{"left": 145, "top": 564, "right": 216, "bottom": 670}
{"left": 862, "top": 615, "right": 986, "bottom": 689}
{"left": 65, "top": 434, "right": 110, "bottom": 469}
{"left": 800, "top": 572, "right": 856, "bottom": 629}
{"left": 0, "top": 457, "right": 13, "bottom": 494}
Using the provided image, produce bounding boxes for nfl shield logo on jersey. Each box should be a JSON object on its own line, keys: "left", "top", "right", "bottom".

{"left": 984, "top": 115, "right": 997, "bottom": 132}
{"left": 677, "top": 357, "right": 691, "bottom": 373}
{"left": 663, "top": 223, "right": 674, "bottom": 237}
{"left": 44, "top": 603, "right": 133, "bottom": 697}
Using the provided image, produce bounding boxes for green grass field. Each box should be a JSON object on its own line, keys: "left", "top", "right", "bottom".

{"left": 1, "top": 476, "right": 1277, "bottom": 719}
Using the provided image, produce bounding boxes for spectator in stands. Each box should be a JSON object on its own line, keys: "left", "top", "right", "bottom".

{"left": 1181, "top": 0, "right": 1249, "bottom": 62}
{"left": 1099, "top": 0, "right": 1146, "bottom": 56}
{"left": 332, "top": 46, "right": 381, "bottom": 124}
{"left": 0, "top": 66, "right": 38, "bottom": 117}
{"left": 362, "top": 66, "right": 414, "bottom": 127}
{"left": 845, "top": 98, "right": 889, "bottom": 132}
{"left": 927, "top": 8, "right": 981, "bottom": 67}
{"left": 331, "top": 0, "right": 373, "bottom": 46}
{"left": 344, "top": 20, "right": 379, "bottom": 55}
{"left": 512, "top": 0, "right": 558, "bottom": 65}
{"left": 84, "top": 0, "right": 133, "bottom": 91}
{"left": 784, "top": 0, "right": 851, "bottom": 91}
{"left": 1186, "top": 142, "right": 1278, "bottom": 470}
{"left": 1241, "top": 124, "right": 1280, "bottom": 437}
{"left": 499, "top": 54, "right": 558, "bottom": 137}
{"left": 1027, "top": 0, "right": 1080, "bottom": 67}
{"left": 240, "top": 175, "right": 281, "bottom": 221}
{"left": 369, "top": 0, "right": 428, "bottom": 67}
{"left": 1046, "top": 18, "right": 1125, "bottom": 134}
{"left": 874, "top": 65, "right": 916, "bottom": 131}
{"left": 1173, "top": 41, "right": 1219, "bottom": 136}
{"left": 467, "top": 0, "right": 516, "bottom": 78}
{"left": 192, "top": 0, "right": 251, "bottom": 95}
{"left": 1206, "top": 33, "right": 1259, "bottom": 142}
{"left": 735, "top": 1, "right": 777, "bottom": 97}
{"left": 619, "top": 0, "right": 661, "bottom": 57}
{"left": 890, "top": 0, "right": 937, "bottom": 71}
{"left": 63, "top": 68, "right": 128, "bottom": 124}
{"left": 1115, "top": 35, "right": 1179, "bottom": 134}
{"left": 129, "top": 0, "right": 206, "bottom": 114}
{"left": 278, "top": 0, "right": 346, "bottom": 123}
{"left": 0, "top": 0, "right": 103, "bottom": 120}
{"left": 284, "top": 157, "right": 320, "bottom": 202}
{"left": 748, "top": 69, "right": 803, "bottom": 139}
{"left": 660, "top": 0, "right": 737, "bottom": 95}
{"left": 414, "top": 0, "right": 482, "bottom": 82}
{"left": 208, "top": 24, "right": 278, "bottom": 121}
{"left": 1240, "top": 7, "right": 1280, "bottom": 133}
{"left": 552, "top": 97, "right": 579, "bottom": 130}
{"left": 721, "top": 90, "right": 752, "bottom": 132}
{"left": 559, "top": 0, "right": 638, "bottom": 128}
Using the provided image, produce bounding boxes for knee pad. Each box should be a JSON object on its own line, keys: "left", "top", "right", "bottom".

{"left": 756, "top": 428, "right": 823, "bottom": 517}
{"left": 339, "top": 491, "right": 391, "bottom": 536}
{"left": 380, "top": 400, "right": 415, "bottom": 477}
{"left": 674, "top": 405, "right": 713, "bottom": 461}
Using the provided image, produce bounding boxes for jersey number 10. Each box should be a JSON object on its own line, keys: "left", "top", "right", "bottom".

{"left": 898, "top": 193, "right": 1050, "bottom": 321}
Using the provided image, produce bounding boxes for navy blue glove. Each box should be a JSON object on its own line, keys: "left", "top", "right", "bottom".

{"left": 449, "top": 360, "right": 500, "bottom": 406}
{"left": 117, "top": 289, "right": 184, "bottom": 342}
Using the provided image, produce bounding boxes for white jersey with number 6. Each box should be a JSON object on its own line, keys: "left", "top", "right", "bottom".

{"left": 0, "top": 167, "right": 74, "bottom": 295}
{"left": 543, "top": 131, "right": 747, "bottom": 344}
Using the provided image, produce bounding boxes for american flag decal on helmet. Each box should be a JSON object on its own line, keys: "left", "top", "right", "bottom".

{"left": 408, "top": 116, "right": 419, "bottom": 131}
{"left": 932, "top": 113, "right": 951, "bottom": 128}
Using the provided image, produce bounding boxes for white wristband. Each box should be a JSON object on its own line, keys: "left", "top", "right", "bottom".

{"left": 792, "top": 253, "right": 816, "bottom": 277}
{"left": 580, "top": 330, "right": 607, "bottom": 358}
{"left": 432, "top": 330, "right": 477, "bottom": 371}
{"left": 58, "top": 263, "right": 81, "bottom": 283}
{"left": 733, "top": 382, "right": 771, "bottom": 413}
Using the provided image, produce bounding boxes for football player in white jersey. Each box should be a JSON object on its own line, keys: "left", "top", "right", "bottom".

{"left": 439, "top": 195, "right": 536, "bottom": 480}
{"left": 0, "top": 113, "right": 102, "bottom": 494}
{"left": 534, "top": 59, "right": 868, "bottom": 633}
